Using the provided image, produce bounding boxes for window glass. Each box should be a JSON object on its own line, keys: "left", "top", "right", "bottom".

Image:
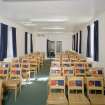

{"left": 7, "top": 26, "right": 13, "bottom": 58}
{"left": 90, "top": 23, "right": 94, "bottom": 60}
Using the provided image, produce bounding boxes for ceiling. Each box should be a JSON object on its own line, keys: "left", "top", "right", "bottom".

{"left": 0, "top": 0, "right": 105, "bottom": 32}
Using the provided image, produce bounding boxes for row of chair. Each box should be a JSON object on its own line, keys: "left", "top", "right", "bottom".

{"left": 47, "top": 51, "right": 105, "bottom": 105}
{"left": 0, "top": 52, "right": 45, "bottom": 104}
{"left": 47, "top": 76, "right": 105, "bottom": 105}
{"left": 0, "top": 52, "right": 45, "bottom": 81}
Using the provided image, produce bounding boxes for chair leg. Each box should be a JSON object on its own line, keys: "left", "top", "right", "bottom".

{"left": 19, "top": 83, "right": 21, "bottom": 93}
{"left": 15, "top": 88, "right": 17, "bottom": 102}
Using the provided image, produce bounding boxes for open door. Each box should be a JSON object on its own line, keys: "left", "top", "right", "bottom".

{"left": 47, "top": 39, "right": 55, "bottom": 58}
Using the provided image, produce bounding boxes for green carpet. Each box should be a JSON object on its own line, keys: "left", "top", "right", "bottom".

{"left": 5, "top": 60, "right": 51, "bottom": 105}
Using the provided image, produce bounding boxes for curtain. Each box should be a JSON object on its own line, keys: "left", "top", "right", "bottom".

{"left": 72, "top": 35, "right": 74, "bottom": 50}
{"left": 27, "top": 33, "right": 30, "bottom": 54}
{"left": 12, "top": 27, "right": 17, "bottom": 57}
{"left": 30, "top": 34, "right": 33, "bottom": 53}
{"left": 79, "top": 31, "right": 82, "bottom": 53}
{"left": 25, "top": 32, "right": 28, "bottom": 54}
{"left": 72, "top": 35, "right": 75, "bottom": 50}
{"left": 0, "top": 23, "right": 8, "bottom": 60}
{"left": 76, "top": 33, "right": 78, "bottom": 52}
{"left": 74, "top": 35, "right": 76, "bottom": 51}
{"left": 47, "top": 39, "right": 50, "bottom": 57}
{"left": 94, "top": 20, "right": 99, "bottom": 61}
{"left": 86, "top": 25, "right": 91, "bottom": 57}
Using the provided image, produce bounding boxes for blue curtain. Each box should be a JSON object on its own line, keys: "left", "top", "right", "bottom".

{"left": 79, "top": 31, "right": 82, "bottom": 53}
{"left": 47, "top": 39, "right": 49, "bottom": 57}
{"left": 72, "top": 35, "right": 75, "bottom": 50}
{"left": 30, "top": 34, "right": 33, "bottom": 53}
{"left": 94, "top": 20, "right": 99, "bottom": 61}
{"left": 25, "top": 32, "right": 28, "bottom": 54}
{"left": 0, "top": 23, "right": 8, "bottom": 60}
{"left": 86, "top": 25, "right": 91, "bottom": 57}
{"left": 72, "top": 35, "right": 74, "bottom": 50}
{"left": 76, "top": 33, "right": 78, "bottom": 52}
{"left": 74, "top": 35, "right": 76, "bottom": 51}
{"left": 12, "top": 27, "right": 17, "bottom": 57}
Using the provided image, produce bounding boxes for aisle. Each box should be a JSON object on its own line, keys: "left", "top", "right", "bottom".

{"left": 5, "top": 60, "right": 51, "bottom": 105}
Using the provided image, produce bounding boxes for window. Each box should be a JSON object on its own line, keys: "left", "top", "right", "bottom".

{"left": 27, "top": 33, "right": 31, "bottom": 54}
{"left": 7, "top": 26, "right": 13, "bottom": 58}
{"left": 90, "top": 23, "right": 94, "bottom": 60}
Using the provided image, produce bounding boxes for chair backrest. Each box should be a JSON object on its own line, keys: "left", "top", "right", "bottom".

{"left": 29, "top": 58, "right": 37, "bottom": 70}
{"left": 50, "top": 67, "right": 61, "bottom": 76}
{"left": 0, "top": 62, "right": 10, "bottom": 80}
{"left": 68, "top": 77, "right": 84, "bottom": 95}
{"left": 62, "top": 58, "right": 69, "bottom": 63}
{"left": 10, "top": 63, "right": 21, "bottom": 80}
{"left": 86, "top": 76, "right": 104, "bottom": 95}
{"left": 71, "top": 62, "right": 92, "bottom": 76}
{"left": 49, "top": 76, "right": 65, "bottom": 96}
{"left": 51, "top": 61, "right": 60, "bottom": 68}
{"left": 62, "top": 62, "right": 70, "bottom": 68}
{"left": 12, "top": 58, "right": 20, "bottom": 63}
{"left": 91, "top": 67, "right": 104, "bottom": 77}
{"left": 21, "top": 58, "right": 30, "bottom": 69}
{"left": 0, "top": 80, "right": 3, "bottom": 99}
{"left": 62, "top": 67, "right": 74, "bottom": 77}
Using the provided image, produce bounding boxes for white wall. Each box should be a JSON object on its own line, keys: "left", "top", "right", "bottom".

{"left": 35, "top": 32, "right": 73, "bottom": 58}
{"left": 0, "top": 16, "right": 33, "bottom": 57}
{"left": 35, "top": 35, "right": 47, "bottom": 55}
{"left": 47, "top": 33, "right": 72, "bottom": 51}
{"left": 81, "top": 27, "right": 87, "bottom": 57}
{"left": 80, "top": 11, "right": 105, "bottom": 76}
{"left": 35, "top": 33, "right": 72, "bottom": 57}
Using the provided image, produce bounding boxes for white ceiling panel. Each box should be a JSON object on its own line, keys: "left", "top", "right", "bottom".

{"left": 0, "top": 0, "right": 105, "bottom": 32}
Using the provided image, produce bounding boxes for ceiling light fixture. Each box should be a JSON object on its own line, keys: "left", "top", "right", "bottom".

{"left": 24, "top": 23, "right": 37, "bottom": 26}
{"left": 30, "top": 18, "right": 68, "bottom": 22}
{"left": 42, "top": 27, "right": 65, "bottom": 30}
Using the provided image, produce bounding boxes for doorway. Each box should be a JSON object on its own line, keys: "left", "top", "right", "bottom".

{"left": 47, "top": 39, "right": 62, "bottom": 58}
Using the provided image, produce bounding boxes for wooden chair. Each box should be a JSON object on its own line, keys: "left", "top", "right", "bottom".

{"left": 29, "top": 58, "right": 38, "bottom": 79}
{"left": 51, "top": 61, "right": 61, "bottom": 68}
{"left": 86, "top": 77, "right": 105, "bottom": 105}
{"left": 0, "top": 80, "right": 3, "bottom": 105}
{"left": 62, "top": 67, "right": 74, "bottom": 77}
{"left": 2, "top": 62, "right": 22, "bottom": 102}
{"left": 73, "top": 62, "right": 92, "bottom": 76}
{"left": 62, "top": 62, "right": 71, "bottom": 68}
{"left": 10, "top": 63, "right": 22, "bottom": 80}
{"left": 21, "top": 58, "right": 30, "bottom": 81}
{"left": 68, "top": 76, "right": 90, "bottom": 105}
{"left": 0, "top": 62, "right": 10, "bottom": 80}
{"left": 47, "top": 76, "right": 68, "bottom": 105}
{"left": 91, "top": 67, "right": 104, "bottom": 77}
{"left": 50, "top": 67, "right": 61, "bottom": 76}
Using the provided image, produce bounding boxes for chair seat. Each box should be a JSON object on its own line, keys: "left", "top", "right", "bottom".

{"left": 89, "top": 95, "right": 105, "bottom": 105}
{"left": 47, "top": 94, "right": 68, "bottom": 105}
{"left": 3, "top": 80, "right": 20, "bottom": 89}
{"left": 69, "top": 94, "right": 90, "bottom": 105}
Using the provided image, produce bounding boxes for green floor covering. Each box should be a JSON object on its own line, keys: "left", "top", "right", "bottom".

{"left": 5, "top": 60, "right": 51, "bottom": 105}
